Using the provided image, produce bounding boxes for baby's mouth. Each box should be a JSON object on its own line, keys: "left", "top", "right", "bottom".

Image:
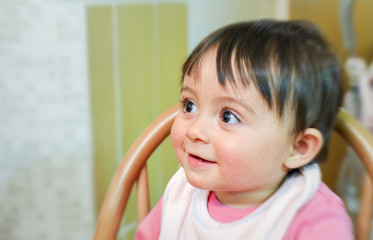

{"left": 190, "top": 154, "right": 215, "bottom": 163}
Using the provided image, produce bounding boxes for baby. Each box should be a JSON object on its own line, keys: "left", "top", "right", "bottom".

{"left": 136, "top": 20, "right": 353, "bottom": 239}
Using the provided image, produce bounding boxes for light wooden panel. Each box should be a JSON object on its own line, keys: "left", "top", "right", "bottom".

{"left": 86, "top": 5, "right": 118, "bottom": 214}
{"left": 87, "top": 3, "right": 187, "bottom": 239}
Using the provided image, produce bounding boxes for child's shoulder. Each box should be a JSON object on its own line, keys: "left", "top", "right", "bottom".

{"left": 314, "top": 182, "right": 347, "bottom": 207}
{"left": 284, "top": 182, "right": 353, "bottom": 240}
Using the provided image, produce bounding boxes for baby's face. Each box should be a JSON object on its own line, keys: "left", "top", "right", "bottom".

{"left": 171, "top": 50, "right": 295, "bottom": 207}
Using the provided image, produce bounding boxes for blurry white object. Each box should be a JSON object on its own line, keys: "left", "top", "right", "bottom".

{"left": 345, "top": 57, "right": 367, "bottom": 87}
{"left": 338, "top": 57, "right": 367, "bottom": 222}
{"left": 344, "top": 58, "right": 366, "bottom": 118}
{"left": 359, "top": 62, "right": 373, "bottom": 135}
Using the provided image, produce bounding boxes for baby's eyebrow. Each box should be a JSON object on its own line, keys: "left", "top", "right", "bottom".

{"left": 219, "top": 96, "right": 256, "bottom": 116}
{"left": 180, "top": 86, "right": 194, "bottom": 94}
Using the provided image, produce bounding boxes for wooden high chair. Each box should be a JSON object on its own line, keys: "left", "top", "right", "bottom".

{"left": 93, "top": 105, "right": 373, "bottom": 240}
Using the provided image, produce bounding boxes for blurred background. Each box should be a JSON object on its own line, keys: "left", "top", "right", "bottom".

{"left": 1, "top": 0, "right": 372, "bottom": 239}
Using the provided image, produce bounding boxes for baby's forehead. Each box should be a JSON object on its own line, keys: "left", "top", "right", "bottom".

{"left": 184, "top": 56, "right": 265, "bottom": 99}
{"left": 186, "top": 50, "right": 250, "bottom": 85}
{"left": 219, "top": 78, "right": 259, "bottom": 99}
{"left": 184, "top": 70, "right": 268, "bottom": 107}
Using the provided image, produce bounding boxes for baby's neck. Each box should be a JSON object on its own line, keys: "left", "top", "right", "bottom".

{"left": 214, "top": 180, "right": 285, "bottom": 208}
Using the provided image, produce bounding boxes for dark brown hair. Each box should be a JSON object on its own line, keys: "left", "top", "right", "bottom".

{"left": 181, "top": 20, "right": 343, "bottom": 163}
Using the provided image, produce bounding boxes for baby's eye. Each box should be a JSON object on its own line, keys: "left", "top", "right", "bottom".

{"left": 221, "top": 109, "right": 240, "bottom": 124}
{"left": 182, "top": 99, "right": 197, "bottom": 113}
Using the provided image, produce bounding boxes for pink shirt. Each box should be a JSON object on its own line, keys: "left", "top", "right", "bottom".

{"left": 136, "top": 182, "right": 353, "bottom": 239}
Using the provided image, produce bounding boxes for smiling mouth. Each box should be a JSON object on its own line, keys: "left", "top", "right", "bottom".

{"left": 190, "top": 154, "right": 215, "bottom": 164}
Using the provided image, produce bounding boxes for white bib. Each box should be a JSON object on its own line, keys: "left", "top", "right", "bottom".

{"left": 159, "top": 164, "right": 320, "bottom": 240}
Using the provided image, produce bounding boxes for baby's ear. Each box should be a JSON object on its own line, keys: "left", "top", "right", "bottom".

{"left": 285, "top": 128, "right": 323, "bottom": 169}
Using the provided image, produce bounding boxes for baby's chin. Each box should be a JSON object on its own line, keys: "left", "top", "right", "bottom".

{"left": 183, "top": 169, "right": 213, "bottom": 190}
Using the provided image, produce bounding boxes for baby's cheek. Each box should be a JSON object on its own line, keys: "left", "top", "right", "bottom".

{"left": 171, "top": 122, "right": 180, "bottom": 142}
{"left": 216, "top": 139, "right": 254, "bottom": 168}
{"left": 170, "top": 120, "right": 184, "bottom": 158}
{"left": 216, "top": 139, "right": 248, "bottom": 159}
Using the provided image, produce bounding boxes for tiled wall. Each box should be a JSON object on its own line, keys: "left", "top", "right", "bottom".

{"left": 0, "top": 0, "right": 94, "bottom": 239}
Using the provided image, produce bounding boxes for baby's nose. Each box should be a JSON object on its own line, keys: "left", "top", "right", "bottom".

{"left": 186, "top": 116, "right": 210, "bottom": 143}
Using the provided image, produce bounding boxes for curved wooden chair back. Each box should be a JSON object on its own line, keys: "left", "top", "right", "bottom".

{"left": 93, "top": 105, "right": 373, "bottom": 240}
